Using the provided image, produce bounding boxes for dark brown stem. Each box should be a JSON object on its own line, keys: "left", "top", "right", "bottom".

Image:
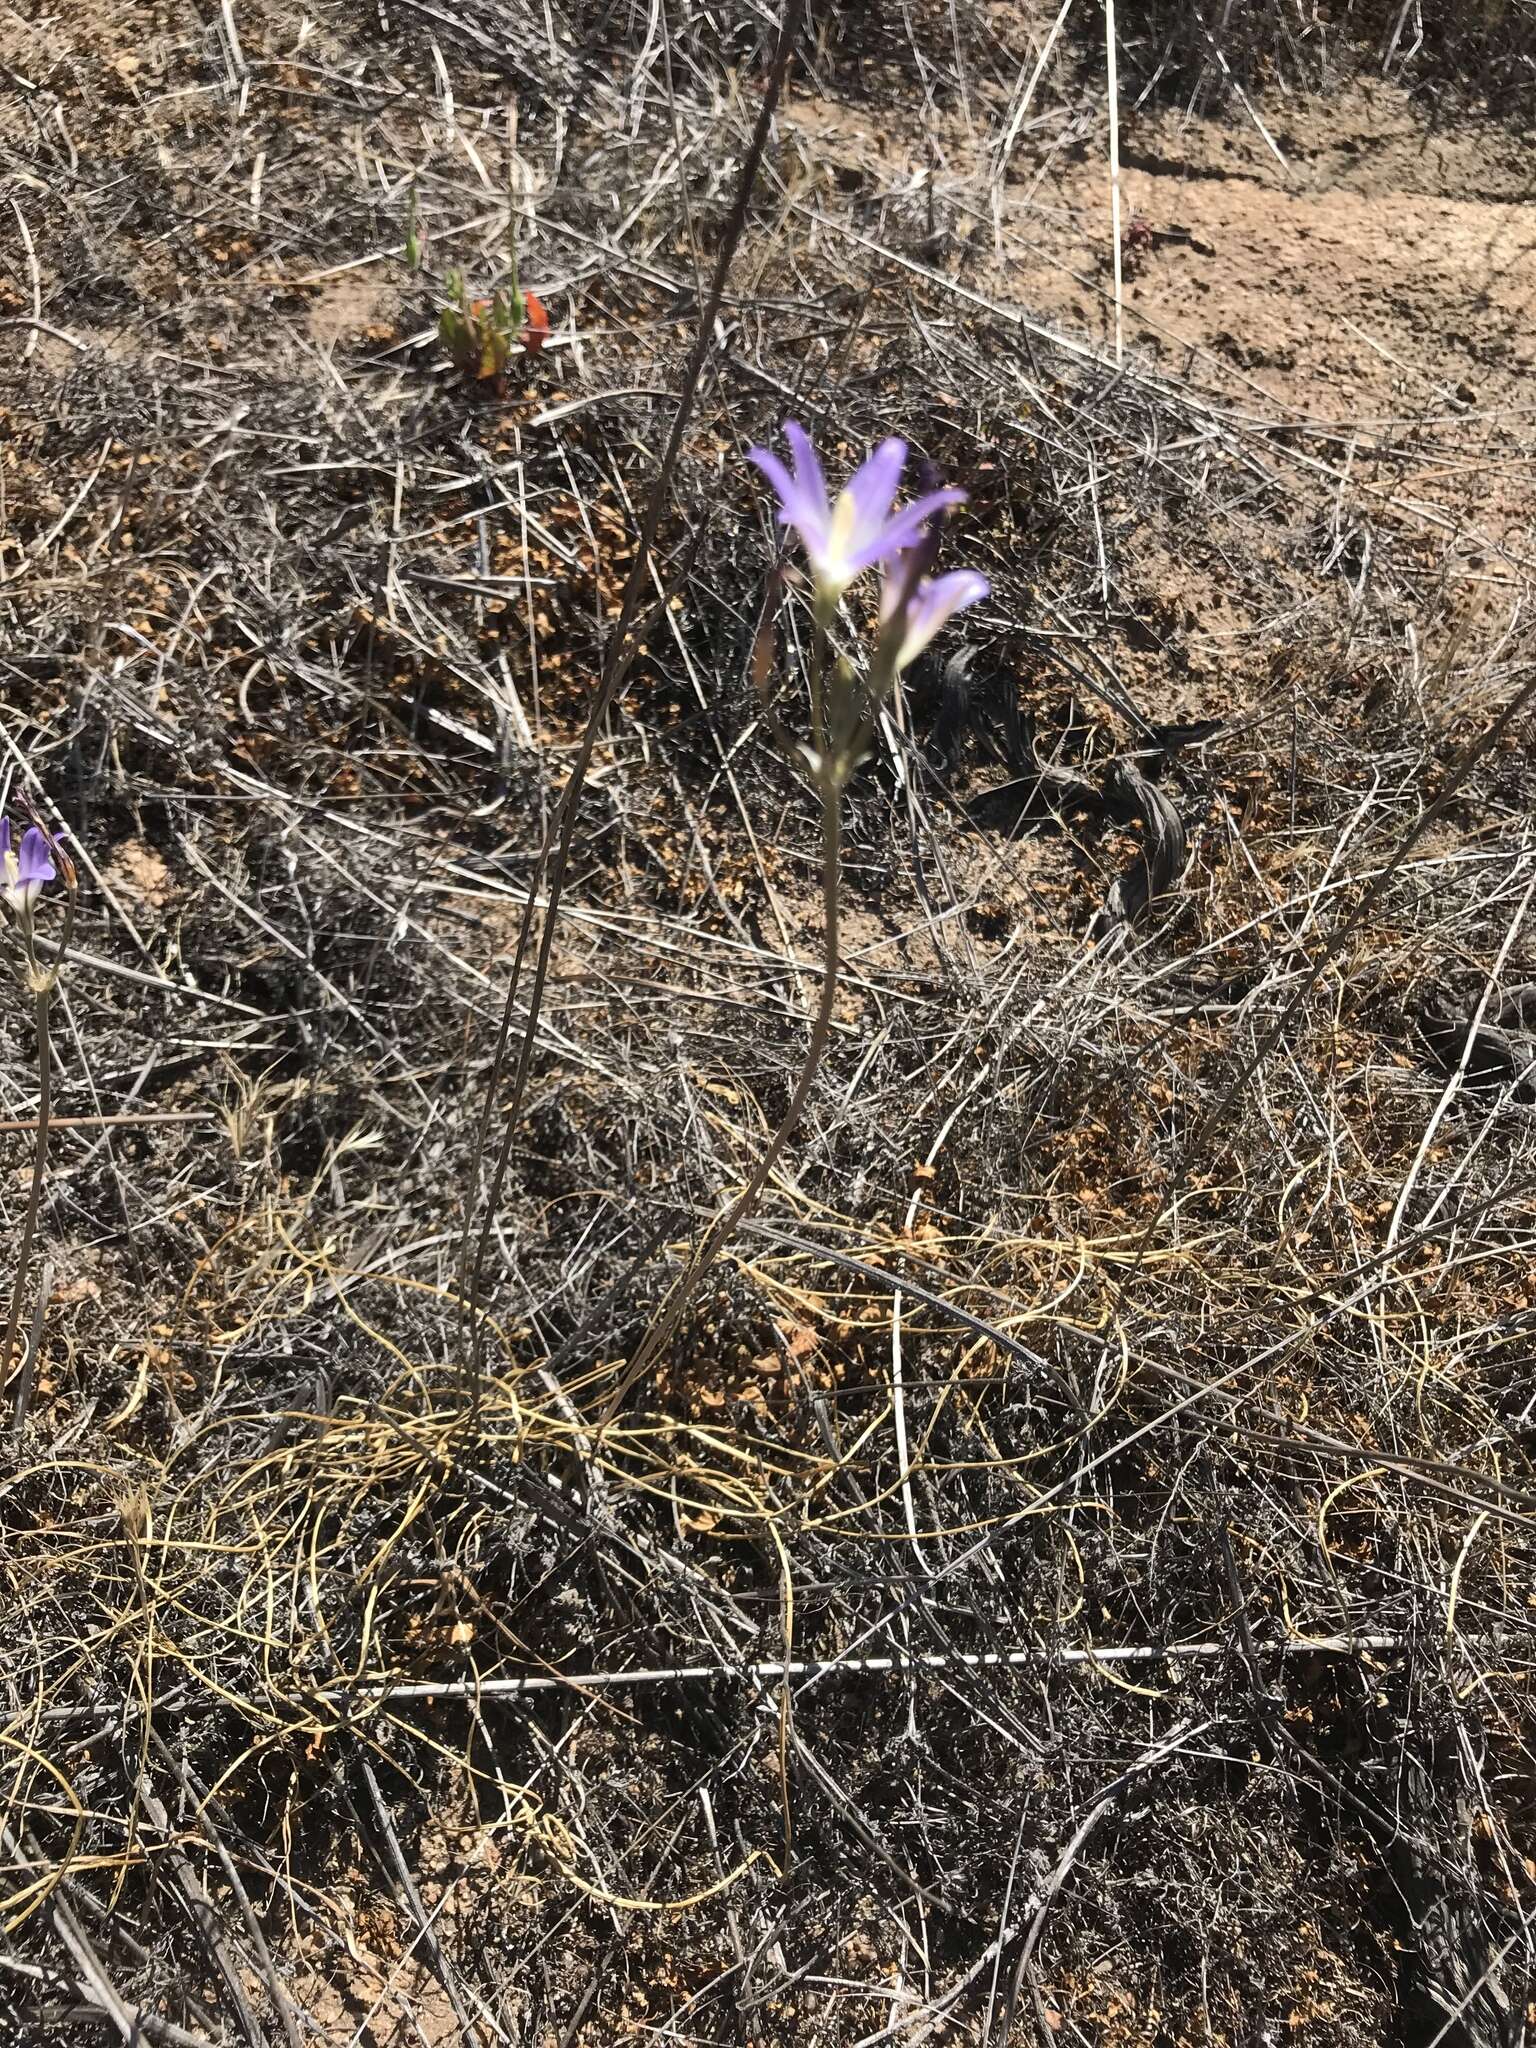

{"left": 3, "top": 980, "right": 52, "bottom": 1422}
{"left": 454, "top": 0, "right": 806, "bottom": 1420}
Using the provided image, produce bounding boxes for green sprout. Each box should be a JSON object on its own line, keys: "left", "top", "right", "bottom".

{"left": 404, "top": 181, "right": 423, "bottom": 271}
{"left": 434, "top": 250, "right": 548, "bottom": 382}
{"left": 437, "top": 269, "right": 521, "bottom": 381}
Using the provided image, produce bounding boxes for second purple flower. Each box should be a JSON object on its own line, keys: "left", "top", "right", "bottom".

{"left": 0, "top": 820, "right": 56, "bottom": 918}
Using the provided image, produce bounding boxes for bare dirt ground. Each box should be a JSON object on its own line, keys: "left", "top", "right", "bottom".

{"left": 2, "top": 2, "right": 1535, "bottom": 2043}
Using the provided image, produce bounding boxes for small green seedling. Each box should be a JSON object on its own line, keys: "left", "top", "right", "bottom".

{"left": 407, "top": 182, "right": 549, "bottom": 385}
{"left": 436, "top": 262, "right": 549, "bottom": 386}
{"left": 404, "top": 182, "right": 424, "bottom": 271}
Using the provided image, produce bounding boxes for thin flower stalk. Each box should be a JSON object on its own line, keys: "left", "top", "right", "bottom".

{"left": 616, "top": 429, "right": 986, "bottom": 1404}
{"left": 1, "top": 818, "right": 74, "bottom": 1428}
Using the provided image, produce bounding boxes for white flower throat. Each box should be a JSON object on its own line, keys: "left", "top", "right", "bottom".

{"left": 825, "top": 488, "right": 859, "bottom": 574}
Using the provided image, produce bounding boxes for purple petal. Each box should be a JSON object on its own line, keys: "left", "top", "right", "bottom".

{"left": 846, "top": 487, "right": 966, "bottom": 575}
{"left": 919, "top": 569, "right": 989, "bottom": 632}
{"left": 932, "top": 567, "right": 989, "bottom": 605}
{"left": 749, "top": 445, "right": 811, "bottom": 525}
{"left": 888, "top": 569, "right": 990, "bottom": 670}
{"left": 780, "top": 420, "right": 829, "bottom": 522}
{"left": 749, "top": 425, "right": 971, "bottom": 605}
{"left": 17, "top": 827, "right": 55, "bottom": 889}
{"left": 888, "top": 484, "right": 968, "bottom": 538}
{"left": 749, "top": 439, "right": 832, "bottom": 547}
{"left": 842, "top": 437, "right": 908, "bottom": 542}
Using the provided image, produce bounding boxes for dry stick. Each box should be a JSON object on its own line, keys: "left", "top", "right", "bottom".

{"left": 1385, "top": 849, "right": 1536, "bottom": 1252}
{"left": 743, "top": 1219, "right": 1090, "bottom": 1427}
{"left": 6, "top": 199, "right": 39, "bottom": 359}
{"left": 991, "top": 0, "right": 1076, "bottom": 191}
{"left": 789, "top": 1724, "right": 944, "bottom": 1911}
{"left": 1103, "top": 0, "right": 1124, "bottom": 364}
{"left": 354, "top": 1749, "right": 495, "bottom": 2048}
{"left": 10, "top": 1257, "right": 49, "bottom": 1442}
{"left": 993, "top": 1718, "right": 1211, "bottom": 2045}
{"left": 1, "top": 1823, "right": 137, "bottom": 2045}
{"left": 322, "top": 1630, "right": 1458, "bottom": 1705}
{"left": 140, "top": 1723, "right": 304, "bottom": 2048}
{"left": 2, "top": 981, "right": 53, "bottom": 1412}
{"left": 0, "top": 1961, "right": 217, "bottom": 2048}
{"left": 118, "top": 1787, "right": 273, "bottom": 2048}
{"left": 0, "top": 1110, "right": 213, "bottom": 1134}
{"left": 1420, "top": 1938, "right": 1520, "bottom": 2048}
{"left": 454, "top": 0, "right": 807, "bottom": 1414}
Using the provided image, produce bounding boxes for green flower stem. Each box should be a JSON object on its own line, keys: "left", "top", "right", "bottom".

{"left": 809, "top": 595, "right": 834, "bottom": 766}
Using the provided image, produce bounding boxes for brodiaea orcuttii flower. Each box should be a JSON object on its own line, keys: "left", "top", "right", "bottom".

{"left": 748, "top": 422, "right": 964, "bottom": 604}
{"left": 0, "top": 820, "right": 55, "bottom": 918}
{"left": 881, "top": 567, "right": 991, "bottom": 672}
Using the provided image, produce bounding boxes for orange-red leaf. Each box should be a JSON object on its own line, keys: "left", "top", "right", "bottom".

{"left": 521, "top": 289, "right": 550, "bottom": 354}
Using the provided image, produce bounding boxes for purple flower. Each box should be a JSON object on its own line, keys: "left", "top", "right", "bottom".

{"left": 0, "top": 820, "right": 56, "bottom": 915}
{"left": 881, "top": 568, "right": 990, "bottom": 672}
{"left": 748, "top": 421, "right": 964, "bottom": 602}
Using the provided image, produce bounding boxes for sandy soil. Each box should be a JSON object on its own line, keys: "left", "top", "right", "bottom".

{"left": 785, "top": 76, "right": 1536, "bottom": 712}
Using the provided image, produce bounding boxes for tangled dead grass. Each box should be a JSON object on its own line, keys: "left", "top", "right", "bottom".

{"left": 2, "top": 0, "right": 1535, "bottom": 2042}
